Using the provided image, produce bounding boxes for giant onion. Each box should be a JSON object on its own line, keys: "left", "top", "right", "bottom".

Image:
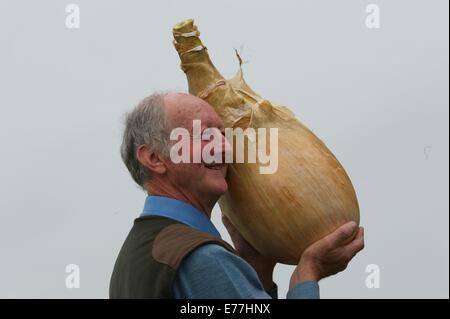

{"left": 172, "top": 19, "right": 360, "bottom": 264}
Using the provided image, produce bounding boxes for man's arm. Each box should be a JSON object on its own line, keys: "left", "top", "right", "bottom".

{"left": 173, "top": 244, "right": 319, "bottom": 299}
{"left": 290, "top": 223, "right": 365, "bottom": 287}
{"left": 222, "top": 214, "right": 365, "bottom": 294}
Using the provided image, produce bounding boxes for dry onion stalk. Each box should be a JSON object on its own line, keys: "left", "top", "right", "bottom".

{"left": 172, "top": 19, "right": 360, "bottom": 264}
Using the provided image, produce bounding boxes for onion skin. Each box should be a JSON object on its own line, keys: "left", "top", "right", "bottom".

{"left": 172, "top": 19, "right": 360, "bottom": 265}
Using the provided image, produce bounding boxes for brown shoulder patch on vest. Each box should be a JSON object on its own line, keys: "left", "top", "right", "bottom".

{"left": 152, "top": 223, "right": 235, "bottom": 269}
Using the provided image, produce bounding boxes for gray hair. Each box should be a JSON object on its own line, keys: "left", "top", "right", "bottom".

{"left": 120, "top": 93, "right": 171, "bottom": 188}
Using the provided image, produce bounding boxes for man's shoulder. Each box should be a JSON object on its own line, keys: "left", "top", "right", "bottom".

{"left": 152, "top": 224, "right": 235, "bottom": 269}
{"left": 188, "top": 243, "right": 234, "bottom": 258}
{"left": 181, "top": 243, "right": 241, "bottom": 270}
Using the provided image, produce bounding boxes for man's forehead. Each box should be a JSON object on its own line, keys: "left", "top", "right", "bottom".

{"left": 164, "top": 93, "right": 222, "bottom": 128}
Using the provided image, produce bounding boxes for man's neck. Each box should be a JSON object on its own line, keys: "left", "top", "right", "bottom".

{"left": 147, "top": 185, "right": 216, "bottom": 218}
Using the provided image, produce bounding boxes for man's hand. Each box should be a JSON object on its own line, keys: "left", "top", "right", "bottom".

{"left": 290, "top": 221, "right": 365, "bottom": 289}
{"left": 222, "top": 214, "right": 276, "bottom": 291}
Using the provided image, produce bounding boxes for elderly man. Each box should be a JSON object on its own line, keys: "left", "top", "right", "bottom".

{"left": 109, "top": 92, "right": 364, "bottom": 299}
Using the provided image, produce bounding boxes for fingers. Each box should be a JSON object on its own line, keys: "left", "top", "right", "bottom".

{"left": 352, "top": 227, "right": 365, "bottom": 252}
{"left": 343, "top": 227, "right": 365, "bottom": 259}
{"left": 326, "top": 221, "right": 359, "bottom": 247}
{"left": 221, "top": 214, "right": 233, "bottom": 230}
{"left": 221, "top": 213, "right": 230, "bottom": 225}
{"left": 221, "top": 214, "right": 237, "bottom": 234}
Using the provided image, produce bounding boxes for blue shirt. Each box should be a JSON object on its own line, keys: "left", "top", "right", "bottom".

{"left": 141, "top": 196, "right": 320, "bottom": 299}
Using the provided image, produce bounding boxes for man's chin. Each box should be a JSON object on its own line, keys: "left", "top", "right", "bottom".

{"left": 208, "top": 179, "right": 228, "bottom": 197}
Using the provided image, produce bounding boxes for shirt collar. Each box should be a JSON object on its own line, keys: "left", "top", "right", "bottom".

{"left": 141, "top": 195, "right": 221, "bottom": 239}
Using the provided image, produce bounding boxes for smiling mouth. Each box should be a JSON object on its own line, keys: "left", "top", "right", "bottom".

{"left": 203, "top": 163, "right": 227, "bottom": 170}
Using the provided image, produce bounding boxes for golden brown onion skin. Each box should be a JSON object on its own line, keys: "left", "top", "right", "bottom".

{"left": 173, "top": 19, "right": 360, "bottom": 264}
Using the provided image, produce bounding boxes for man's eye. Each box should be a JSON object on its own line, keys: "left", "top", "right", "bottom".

{"left": 200, "top": 128, "right": 224, "bottom": 140}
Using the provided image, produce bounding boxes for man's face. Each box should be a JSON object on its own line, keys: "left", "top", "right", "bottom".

{"left": 163, "top": 93, "right": 231, "bottom": 202}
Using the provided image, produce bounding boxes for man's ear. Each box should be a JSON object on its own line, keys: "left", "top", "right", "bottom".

{"left": 136, "top": 145, "right": 167, "bottom": 175}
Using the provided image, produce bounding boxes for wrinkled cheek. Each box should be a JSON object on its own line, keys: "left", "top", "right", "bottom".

{"left": 185, "top": 139, "right": 202, "bottom": 163}
{"left": 167, "top": 162, "right": 203, "bottom": 181}
{"left": 186, "top": 162, "right": 205, "bottom": 181}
